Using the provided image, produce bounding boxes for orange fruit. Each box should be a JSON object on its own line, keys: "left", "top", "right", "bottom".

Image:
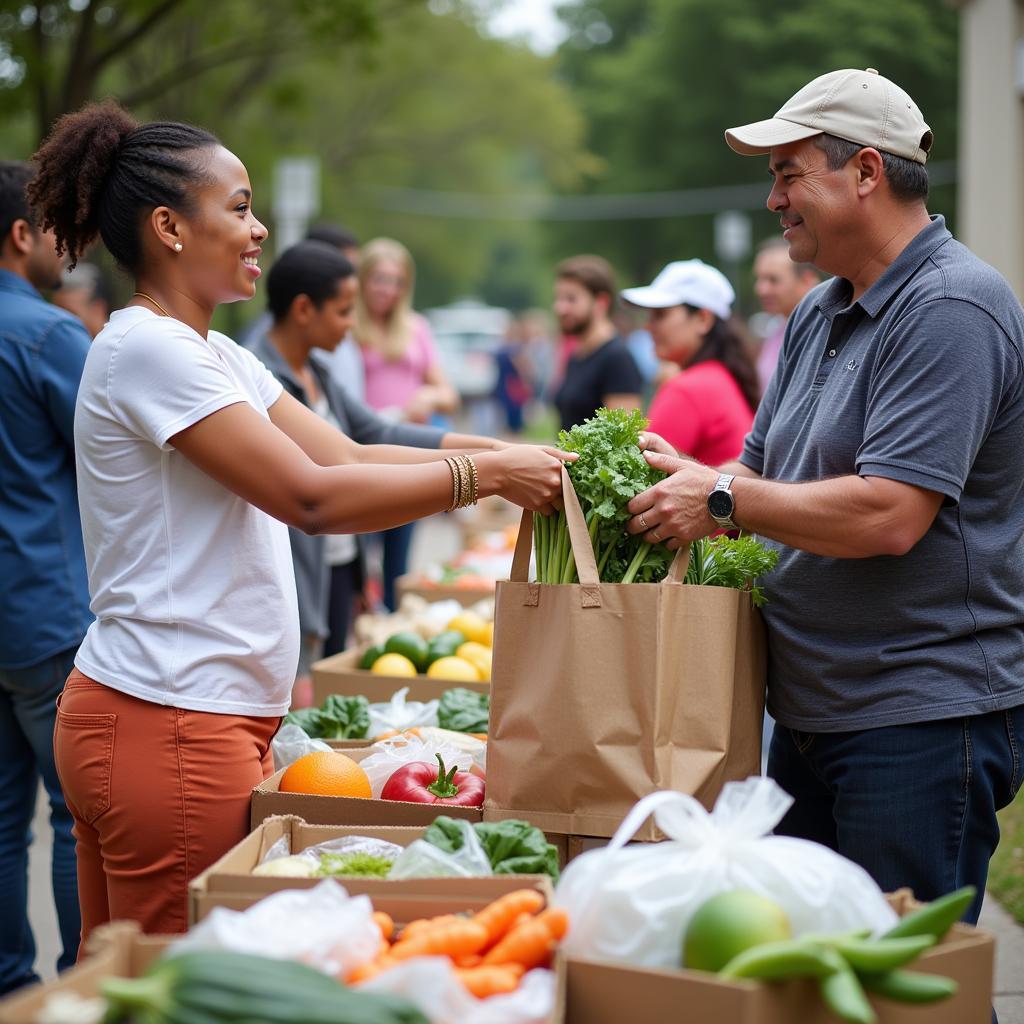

{"left": 279, "top": 751, "right": 372, "bottom": 798}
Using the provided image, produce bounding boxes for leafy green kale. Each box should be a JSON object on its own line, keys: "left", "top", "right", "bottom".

{"left": 685, "top": 534, "right": 779, "bottom": 606}
{"left": 534, "top": 407, "right": 671, "bottom": 584}
{"left": 438, "top": 688, "right": 490, "bottom": 734}
{"left": 283, "top": 694, "right": 370, "bottom": 740}
{"left": 423, "top": 816, "right": 560, "bottom": 881}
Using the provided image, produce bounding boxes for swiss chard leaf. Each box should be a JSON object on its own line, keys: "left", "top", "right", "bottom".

{"left": 437, "top": 688, "right": 489, "bottom": 734}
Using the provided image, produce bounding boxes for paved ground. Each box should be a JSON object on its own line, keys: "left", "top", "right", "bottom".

{"left": 21, "top": 511, "right": 1024, "bottom": 1020}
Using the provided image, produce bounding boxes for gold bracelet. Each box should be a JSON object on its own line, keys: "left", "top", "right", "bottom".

{"left": 445, "top": 456, "right": 462, "bottom": 512}
{"left": 456, "top": 454, "right": 472, "bottom": 509}
{"left": 464, "top": 455, "right": 479, "bottom": 506}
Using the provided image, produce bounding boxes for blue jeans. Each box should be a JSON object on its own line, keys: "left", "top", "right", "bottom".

{"left": 0, "top": 646, "right": 80, "bottom": 995}
{"left": 372, "top": 523, "right": 416, "bottom": 612}
{"left": 767, "top": 705, "right": 1024, "bottom": 927}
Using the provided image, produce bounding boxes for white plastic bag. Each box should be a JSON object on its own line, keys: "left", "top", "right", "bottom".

{"left": 360, "top": 958, "right": 556, "bottom": 1024}
{"left": 169, "top": 880, "right": 381, "bottom": 979}
{"left": 367, "top": 686, "right": 439, "bottom": 739}
{"left": 388, "top": 819, "right": 493, "bottom": 879}
{"left": 554, "top": 777, "right": 899, "bottom": 968}
{"left": 271, "top": 722, "right": 331, "bottom": 771}
{"left": 255, "top": 834, "right": 405, "bottom": 877}
{"left": 360, "top": 733, "right": 473, "bottom": 797}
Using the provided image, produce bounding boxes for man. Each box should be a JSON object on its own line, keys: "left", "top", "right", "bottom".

{"left": 0, "top": 161, "right": 91, "bottom": 992}
{"left": 551, "top": 254, "right": 643, "bottom": 431}
{"left": 752, "top": 236, "right": 820, "bottom": 392}
{"left": 626, "top": 69, "right": 1024, "bottom": 927}
{"left": 51, "top": 261, "right": 112, "bottom": 338}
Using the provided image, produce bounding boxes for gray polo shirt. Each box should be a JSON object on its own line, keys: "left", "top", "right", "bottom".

{"left": 741, "top": 216, "right": 1024, "bottom": 731}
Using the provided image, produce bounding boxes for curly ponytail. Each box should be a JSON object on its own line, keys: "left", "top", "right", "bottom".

{"left": 27, "top": 99, "right": 219, "bottom": 272}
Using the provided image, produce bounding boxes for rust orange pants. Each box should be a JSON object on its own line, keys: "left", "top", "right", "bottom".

{"left": 53, "top": 670, "right": 280, "bottom": 949}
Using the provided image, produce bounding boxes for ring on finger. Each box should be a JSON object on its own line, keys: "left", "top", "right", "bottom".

{"left": 638, "top": 512, "right": 648, "bottom": 530}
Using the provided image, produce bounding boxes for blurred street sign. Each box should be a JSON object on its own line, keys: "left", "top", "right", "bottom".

{"left": 273, "top": 157, "right": 320, "bottom": 251}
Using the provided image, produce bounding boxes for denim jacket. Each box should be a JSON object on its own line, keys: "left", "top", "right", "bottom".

{"left": 0, "top": 269, "right": 93, "bottom": 668}
{"left": 247, "top": 331, "right": 445, "bottom": 638}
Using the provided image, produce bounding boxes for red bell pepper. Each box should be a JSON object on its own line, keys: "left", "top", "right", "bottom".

{"left": 380, "top": 754, "right": 485, "bottom": 807}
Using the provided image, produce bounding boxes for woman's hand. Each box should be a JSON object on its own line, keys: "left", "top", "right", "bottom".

{"left": 477, "top": 445, "right": 575, "bottom": 514}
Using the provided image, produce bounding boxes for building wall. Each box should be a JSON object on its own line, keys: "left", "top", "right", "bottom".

{"left": 957, "top": 0, "right": 1024, "bottom": 299}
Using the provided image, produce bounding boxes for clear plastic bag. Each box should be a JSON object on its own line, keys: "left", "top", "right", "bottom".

{"left": 271, "top": 722, "right": 331, "bottom": 772}
{"left": 367, "top": 686, "right": 439, "bottom": 738}
{"left": 554, "top": 776, "right": 899, "bottom": 969}
{"left": 169, "top": 880, "right": 381, "bottom": 979}
{"left": 254, "top": 834, "right": 405, "bottom": 878}
{"left": 360, "top": 958, "right": 556, "bottom": 1024}
{"left": 360, "top": 732, "right": 473, "bottom": 797}
{"left": 387, "top": 819, "right": 493, "bottom": 879}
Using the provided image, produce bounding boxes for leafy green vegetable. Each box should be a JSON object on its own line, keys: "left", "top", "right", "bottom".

{"left": 438, "top": 687, "right": 490, "bottom": 733}
{"left": 424, "top": 816, "right": 560, "bottom": 881}
{"left": 534, "top": 407, "right": 672, "bottom": 584}
{"left": 283, "top": 694, "right": 370, "bottom": 739}
{"left": 685, "top": 534, "right": 779, "bottom": 607}
{"left": 316, "top": 851, "right": 393, "bottom": 878}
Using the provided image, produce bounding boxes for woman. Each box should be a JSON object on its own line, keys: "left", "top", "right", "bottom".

{"left": 28, "top": 101, "right": 567, "bottom": 943}
{"left": 622, "top": 259, "right": 757, "bottom": 465}
{"left": 249, "top": 240, "right": 511, "bottom": 687}
{"left": 354, "top": 237, "right": 459, "bottom": 610}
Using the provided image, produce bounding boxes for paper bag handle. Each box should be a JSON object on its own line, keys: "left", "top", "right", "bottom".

{"left": 510, "top": 465, "right": 600, "bottom": 585}
{"left": 511, "top": 464, "right": 694, "bottom": 585}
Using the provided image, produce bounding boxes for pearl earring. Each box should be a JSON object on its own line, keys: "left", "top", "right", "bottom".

{"left": 174, "top": 242, "right": 183, "bottom": 252}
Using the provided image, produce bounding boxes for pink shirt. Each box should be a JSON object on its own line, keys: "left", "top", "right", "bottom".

{"left": 360, "top": 314, "right": 439, "bottom": 414}
{"left": 647, "top": 360, "right": 754, "bottom": 466}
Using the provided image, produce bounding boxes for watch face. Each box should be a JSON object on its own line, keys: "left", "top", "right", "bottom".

{"left": 708, "top": 488, "right": 734, "bottom": 520}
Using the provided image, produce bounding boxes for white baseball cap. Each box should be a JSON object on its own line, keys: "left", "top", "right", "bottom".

{"left": 725, "top": 68, "right": 933, "bottom": 165}
{"left": 621, "top": 260, "right": 735, "bottom": 320}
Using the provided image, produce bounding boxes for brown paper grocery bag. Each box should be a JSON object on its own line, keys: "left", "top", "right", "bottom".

{"left": 484, "top": 466, "right": 766, "bottom": 840}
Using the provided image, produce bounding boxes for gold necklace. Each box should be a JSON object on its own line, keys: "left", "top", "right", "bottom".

{"left": 133, "top": 291, "right": 174, "bottom": 319}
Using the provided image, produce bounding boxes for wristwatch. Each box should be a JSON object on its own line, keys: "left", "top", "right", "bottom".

{"left": 707, "top": 473, "right": 738, "bottom": 530}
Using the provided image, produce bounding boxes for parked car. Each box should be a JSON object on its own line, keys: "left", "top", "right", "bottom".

{"left": 424, "top": 299, "right": 510, "bottom": 399}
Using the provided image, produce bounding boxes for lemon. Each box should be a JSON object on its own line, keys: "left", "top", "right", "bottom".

{"left": 456, "top": 641, "right": 492, "bottom": 681}
{"left": 683, "top": 890, "right": 792, "bottom": 972}
{"left": 426, "top": 656, "right": 480, "bottom": 682}
{"left": 370, "top": 652, "right": 417, "bottom": 678}
{"left": 446, "top": 611, "right": 490, "bottom": 646}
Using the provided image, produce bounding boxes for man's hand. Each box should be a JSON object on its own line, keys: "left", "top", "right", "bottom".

{"left": 626, "top": 450, "right": 719, "bottom": 549}
{"left": 637, "top": 431, "right": 679, "bottom": 458}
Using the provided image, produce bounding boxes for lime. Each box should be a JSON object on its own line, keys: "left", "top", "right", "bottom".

{"left": 425, "top": 631, "right": 466, "bottom": 667}
{"left": 683, "top": 890, "right": 792, "bottom": 972}
{"left": 426, "top": 656, "right": 481, "bottom": 682}
{"left": 384, "top": 631, "right": 429, "bottom": 673}
{"left": 358, "top": 643, "right": 385, "bottom": 671}
{"left": 371, "top": 653, "right": 418, "bottom": 678}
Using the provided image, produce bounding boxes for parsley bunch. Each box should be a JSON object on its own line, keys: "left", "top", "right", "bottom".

{"left": 685, "top": 534, "right": 780, "bottom": 606}
{"left": 534, "top": 407, "right": 673, "bottom": 584}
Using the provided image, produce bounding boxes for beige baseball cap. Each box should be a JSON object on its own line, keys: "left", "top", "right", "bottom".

{"left": 725, "top": 68, "right": 933, "bottom": 164}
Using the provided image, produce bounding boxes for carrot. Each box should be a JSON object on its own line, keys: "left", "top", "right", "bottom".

{"left": 372, "top": 911, "right": 394, "bottom": 942}
{"left": 471, "top": 889, "right": 546, "bottom": 945}
{"left": 346, "top": 954, "right": 396, "bottom": 984}
{"left": 481, "top": 908, "right": 569, "bottom": 969}
{"left": 469, "top": 733, "right": 488, "bottom": 742}
{"left": 454, "top": 964, "right": 525, "bottom": 999}
{"left": 453, "top": 953, "right": 483, "bottom": 968}
{"left": 400, "top": 913, "right": 459, "bottom": 939}
{"left": 390, "top": 920, "right": 489, "bottom": 961}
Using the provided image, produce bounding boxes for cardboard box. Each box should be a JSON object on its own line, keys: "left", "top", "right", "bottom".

{"left": 190, "top": 813, "right": 556, "bottom": 925}
{"left": 562, "top": 889, "right": 995, "bottom": 1024}
{"left": 252, "top": 748, "right": 484, "bottom": 830}
{"left": 310, "top": 647, "right": 489, "bottom": 707}
{"left": 0, "top": 923, "right": 167, "bottom": 1024}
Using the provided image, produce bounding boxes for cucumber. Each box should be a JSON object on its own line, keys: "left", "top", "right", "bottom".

{"left": 100, "top": 950, "right": 429, "bottom": 1024}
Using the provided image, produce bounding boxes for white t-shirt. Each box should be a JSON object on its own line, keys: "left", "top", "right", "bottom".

{"left": 74, "top": 306, "right": 299, "bottom": 716}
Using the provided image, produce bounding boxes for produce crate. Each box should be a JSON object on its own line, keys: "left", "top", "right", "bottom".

{"left": 251, "top": 748, "right": 484, "bottom": 831}
{"left": 562, "top": 889, "right": 994, "bottom": 1024}
{"left": 191, "top": 813, "right": 556, "bottom": 925}
{"left": 0, "top": 916, "right": 566, "bottom": 1024}
{"left": 309, "top": 647, "right": 489, "bottom": 708}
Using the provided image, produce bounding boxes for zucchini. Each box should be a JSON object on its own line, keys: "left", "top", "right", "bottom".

{"left": 100, "top": 949, "right": 429, "bottom": 1024}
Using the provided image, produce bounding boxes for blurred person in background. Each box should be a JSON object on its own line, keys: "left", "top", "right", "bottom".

{"left": 752, "top": 236, "right": 821, "bottom": 392}
{"left": 623, "top": 260, "right": 758, "bottom": 466}
{"left": 492, "top": 313, "right": 535, "bottom": 434}
{"left": 250, "top": 241, "right": 509, "bottom": 689}
{"left": 552, "top": 254, "right": 643, "bottom": 432}
{"left": 0, "top": 161, "right": 88, "bottom": 993}
{"left": 51, "top": 260, "right": 112, "bottom": 339}
{"left": 354, "top": 237, "right": 459, "bottom": 610}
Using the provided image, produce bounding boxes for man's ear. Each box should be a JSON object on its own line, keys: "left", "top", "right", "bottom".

{"left": 7, "top": 218, "right": 34, "bottom": 257}
{"left": 853, "top": 147, "right": 885, "bottom": 198}
{"left": 290, "top": 293, "right": 316, "bottom": 325}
